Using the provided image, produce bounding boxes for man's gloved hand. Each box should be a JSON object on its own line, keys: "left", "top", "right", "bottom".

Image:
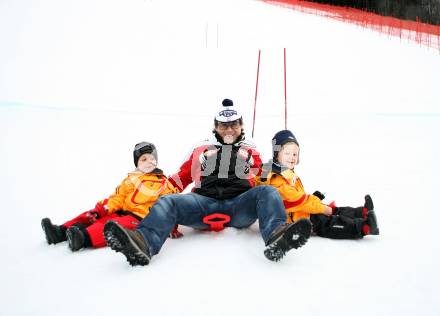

{"left": 199, "top": 148, "right": 219, "bottom": 171}
{"left": 169, "top": 225, "right": 183, "bottom": 239}
{"left": 237, "top": 148, "right": 254, "bottom": 174}
{"left": 312, "top": 191, "right": 326, "bottom": 201}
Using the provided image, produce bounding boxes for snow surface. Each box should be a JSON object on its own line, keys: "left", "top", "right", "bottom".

{"left": 1, "top": 0, "right": 440, "bottom": 315}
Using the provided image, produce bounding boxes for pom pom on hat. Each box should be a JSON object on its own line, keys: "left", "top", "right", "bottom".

{"left": 222, "top": 98, "right": 233, "bottom": 107}
{"left": 214, "top": 98, "right": 242, "bottom": 123}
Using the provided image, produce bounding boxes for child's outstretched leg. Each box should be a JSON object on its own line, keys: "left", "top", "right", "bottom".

{"left": 42, "top": 211, "right": 93, "bottom": 248}
{"left": 333, "top": 206, "right": 364, "bottom": 218}
{"left": 334, "top": 195, "right": 374, "bottom": 218}
{"left": 310, "top": 214, "right": 365, "bottom": 239}
{"left": 62, "top": 210, "right": 97, "bottom": 227}
{"left": 42, "top": 210, "right": 95, "bottom": 246}
{"left": 41, "top": 218, "right": 67, "bottom": 245}
{"left": 311, "top": 195, "right": 379, "bottom": 238}
{"left": 65, "top": 214, "right": 141, "bottom": 251}
{"left": 83, "top": 214, "right": 140, "bottom": 249}
{"left": 334, "top": 195, "right": 378, "bottom": 230}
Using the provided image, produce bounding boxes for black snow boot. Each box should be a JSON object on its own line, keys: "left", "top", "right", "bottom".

{"left": 366, "top": 210, "right": 379, "bottom": 235}
{"left": 41, "top": 218, "right": 67, "bottom": 245}
{"left": 264, "top": 218, "right": 312, "bottom": 262}
{"left": 66, "top": 226, "right": 85, "bottom": 251}
{"left": 104, "top": 221, "right": 151, "bottom": 266}
{"left": 364, "top": 194, "right": 374, "bottom": 211}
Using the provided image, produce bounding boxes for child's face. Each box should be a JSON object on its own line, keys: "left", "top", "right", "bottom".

{"left": 137, "top": 153, "right": 157, "bottom": 173}
{"left": 277, "top": 142, "right": 299, "bottom": 169}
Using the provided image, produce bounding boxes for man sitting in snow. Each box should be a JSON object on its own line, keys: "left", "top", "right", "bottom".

{"left": 103, "top": 99, "right": 312, "bottom": 265}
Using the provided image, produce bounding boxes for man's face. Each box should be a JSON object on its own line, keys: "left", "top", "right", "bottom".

{"left": 214, "top": 120, "right": 243, "bottom": 144}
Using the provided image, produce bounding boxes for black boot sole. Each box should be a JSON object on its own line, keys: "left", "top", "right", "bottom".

{"left": 264, "top": 219, "right": 312, "bottom": 262}
{"left": 104, "top": 221, "right": 150, "bottom": 266}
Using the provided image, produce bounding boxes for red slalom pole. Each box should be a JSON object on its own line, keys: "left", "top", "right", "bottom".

{"left": 252, "top": 49, "right": 261, "bottom": 138}
{"left": 284, "top": 48, "right": 287, "bottom": 130}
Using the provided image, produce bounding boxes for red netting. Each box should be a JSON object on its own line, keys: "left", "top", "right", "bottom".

{"left": 263, "top": 0, "right": 440, "bottom": 51}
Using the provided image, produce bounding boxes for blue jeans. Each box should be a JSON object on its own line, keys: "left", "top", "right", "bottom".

{"left": 136, "top": 186, "right": 287, "bottom": 255}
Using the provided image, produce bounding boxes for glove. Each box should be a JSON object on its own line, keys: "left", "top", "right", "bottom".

{"left": 169, "top": 225, "right": 183, "bottom": 239}
{"left": 199, "top": 148, "right": 219, "bottom": 171}
{"left": 86, "top": 200, "right": 108, "bottom": 223}
{"left": 312, "top": 191, "right": 325, "bottom": 201}
{"left": 85, "top": 211, "right": 99, "bottom": 223}
{"left": 237, "top": 148, "right": 254, "bottom": 174}
{"left": 328, "top": 200, "right": 337, "bottom": 210}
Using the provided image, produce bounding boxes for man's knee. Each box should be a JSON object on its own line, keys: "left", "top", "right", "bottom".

{"left": 252, "top": 185, "right": 277, "bottom": 195}
{"left": 151, "top": 194, "right": 180, "bottom": 218}
{"left": 156, "top": 194, "right": 180, "bottom": 207}
{"left": 254, "top": 185, "right": 280, "bottom": 200}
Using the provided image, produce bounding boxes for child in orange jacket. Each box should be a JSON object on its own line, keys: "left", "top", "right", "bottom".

{"left": 257, "top": 130, "right": 379, "bottom": 239}
{"left": 41, "top": 142, "right": 181, "bottom": 251}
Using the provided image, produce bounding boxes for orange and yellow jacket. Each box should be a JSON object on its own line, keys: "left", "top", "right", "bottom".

{"left": 256, "top": 167, "right": 326, "bottom": 223}
{"left": 103, "top": 168, "right": 178, "bottom": 219}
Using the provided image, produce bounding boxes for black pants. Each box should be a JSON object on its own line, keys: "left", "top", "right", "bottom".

{"left": 310, "top": 206, "right": 365, "bottom": 239}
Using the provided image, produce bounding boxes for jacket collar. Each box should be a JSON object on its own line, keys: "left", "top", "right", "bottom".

{"left": 132, "top": 167, "right": 163, "bottom": 175}
{"left": 260, "top": 160, "right": 294, "bottom": 181}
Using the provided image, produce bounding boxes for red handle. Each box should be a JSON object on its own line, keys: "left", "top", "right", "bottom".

{"left": 203, "top": 213, "right": 231, "bottom": 232}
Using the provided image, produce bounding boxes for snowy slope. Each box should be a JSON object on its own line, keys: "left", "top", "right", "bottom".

{"left": 1, "top": 1, "right": 440, "bottom": 315}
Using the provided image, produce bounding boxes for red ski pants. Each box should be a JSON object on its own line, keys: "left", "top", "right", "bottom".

{"left": 63, "top": 211, "right": 140, "bottom": 248}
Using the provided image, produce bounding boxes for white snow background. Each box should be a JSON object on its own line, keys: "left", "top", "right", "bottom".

{"left": 1, "top": 0, "right": 440, "bottom": 315}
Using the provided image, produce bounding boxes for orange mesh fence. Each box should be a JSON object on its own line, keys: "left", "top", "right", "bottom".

{"left": 263, "top": 0, "right": 440, "bottom": 51}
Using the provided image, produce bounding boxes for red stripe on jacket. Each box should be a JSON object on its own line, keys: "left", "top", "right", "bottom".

{"left": 131, "top": 178, "right": 166, "bottom": 204}
{"left": 168, "top": 145, "right": 209, "bottom": 192}
{"left": 283, "top": 194, "right": 306, "bottom": 209}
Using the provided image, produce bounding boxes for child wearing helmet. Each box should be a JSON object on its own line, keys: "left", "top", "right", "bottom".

{"left": 41, "top": 142, "right": 181, "bottom": 251}
{"left": 257, "top": 130, "right": 379, "bottom": 239}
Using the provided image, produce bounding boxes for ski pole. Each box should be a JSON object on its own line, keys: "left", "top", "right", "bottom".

{"left": 284, "top": 48, "right": 287, "bottom": 130}
{"left": 252, "top": 49, "right": 261, "bottom": 138}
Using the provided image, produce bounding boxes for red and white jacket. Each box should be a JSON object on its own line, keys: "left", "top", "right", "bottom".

{"left": 168, "top": 133, "right": 262, "bottom": 200}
